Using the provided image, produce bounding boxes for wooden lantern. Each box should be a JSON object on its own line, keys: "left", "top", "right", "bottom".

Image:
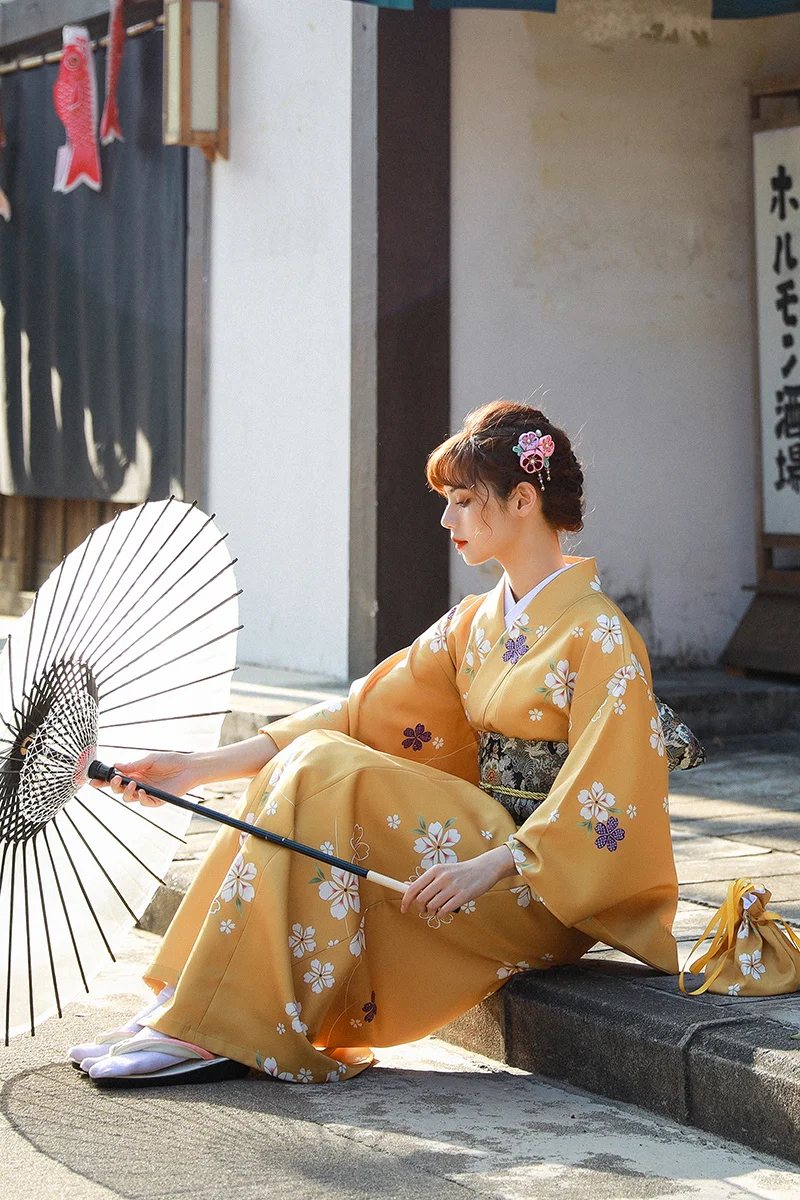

{"left": 163, "top": 0, "right": 229, "bottom": 161}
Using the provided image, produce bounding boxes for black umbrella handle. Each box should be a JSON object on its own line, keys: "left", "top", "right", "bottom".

{"left": 87, "top": 760, "right": 409, "bottom": 896}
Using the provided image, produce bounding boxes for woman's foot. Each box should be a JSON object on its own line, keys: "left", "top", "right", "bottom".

{"left": 86, "top": 1028, "right": 206, "bottom": 1079}
{"left": 68, "top": 985, "right": 175, "bottom": 1066}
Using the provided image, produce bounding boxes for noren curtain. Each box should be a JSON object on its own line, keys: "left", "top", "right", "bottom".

{"left": 0, "top": 30, "right": 187, "bottom": 502}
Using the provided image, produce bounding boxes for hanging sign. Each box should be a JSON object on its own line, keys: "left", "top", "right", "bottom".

{"left": 53, "top": 25, "right": 102, "bottom": 194}
{"left": 753, "top": 125, "right": 800, "bottom": 534}
{"left": 100, "top": 0, "right": 126, "bottom": 145}
{"left": 0, "top": 90, "right": 10, "bottom": 222}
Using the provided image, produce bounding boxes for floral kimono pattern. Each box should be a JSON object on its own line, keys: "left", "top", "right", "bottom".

{"left": 145, "top": 557, "right": 678, "bottom": 1083}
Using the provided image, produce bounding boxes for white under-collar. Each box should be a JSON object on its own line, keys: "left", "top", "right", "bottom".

{"left": 503, "top": 563, "right": 577, "bottom": 630}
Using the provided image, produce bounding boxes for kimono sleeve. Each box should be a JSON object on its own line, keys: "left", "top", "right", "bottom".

{"left": 508, "top": 622, "right": 679, "bottom": 973}
{"left": 261, "top": 602, "right": 481, "bottom": 786}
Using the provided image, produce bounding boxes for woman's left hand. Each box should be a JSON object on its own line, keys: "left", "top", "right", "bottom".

{"left": 400, "top": 845, "right": 518, "bottom": 916}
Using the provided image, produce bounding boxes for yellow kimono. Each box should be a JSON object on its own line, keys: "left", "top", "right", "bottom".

{"left": 145, "top": 556, "right": 678, "bottom": 1083}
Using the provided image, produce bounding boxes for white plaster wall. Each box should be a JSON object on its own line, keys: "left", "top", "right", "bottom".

{"left": 207, "top": 0, "right": 352, "bottom": 676}
{"left": 451, "top": 0, "right": 800, "bottom": 665}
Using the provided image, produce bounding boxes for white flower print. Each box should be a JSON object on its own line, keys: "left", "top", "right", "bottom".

{"left": 263, "top": 1058, "right": 294, "bottom": 1081}
{"left": 432, "top": 737, "right": 444, "bottom": 750}
{"left": 318, "top": 868, "right": 361, "bottom": 920}
{"left": 349, "top": 918, "right": 366, "bottom": 957}
{"left": 326, "top": 699, "right": 343, "bottom": 713}
{"left": 219, "top": 919, "right": 236, "bottom": 934}
{"left": 269, "top": 763, "right": 285, "bottom": 788}
{"left": 737, "top": 915, "right": 751, "bottom": 940}
{"left": 297, "top": 1068, "right": 314, "bottom": 1083}
{"left": 288, "top": 923, "right": 317, "bottom": 959}
{"left": 511, "top": 885, "right": 531, "bottom": 908}
{"left": 413, "top": 821, "right": 461, "bottom": 869}
{"left": 540, "top": 953, "right": 555, "bottom": 963}
{"left": 220, "top": 854, "right": 257, "bottom": 904}
{"left": 497, "top": 961, "right": 531, "bottom": 979}
{"left": 578, "top": 781, "right": 615, "bottom": 822}
{"left": 386, "top": 814, "right": 401, "bottom": 830}
{"left": 626, "top": 805, "right": 637, "bottom": 819}
{"left": 613, "top": 700, "right": 627, "bottom": 716}
{"left": 606, "top": 665, "right": 637, "bottom": 699}
{"left": 508, "top": 615, "right": 529, "bottom": 639}
{"left": 320, "top": 841, "right": 335, "bottom": 855}
{"left": 663, "top": 796, "right": 670, "bottom": 813}
{"left": 238, "top": 812, "right": 256, "bottom": 849}
{"left": 590, "top": 574, "right": 602, "bottom": 592}
{"left": 728, "top": 983, "right": 741, "bottom": 996}
{"left": 461, "top": 900, "right": 476, "bottom": 914}
{"left": 528, "top": 708, "right": 544, "bottom": 722}
{"left": 474, "top": 628, "right": 492, "bottom": 659}
{"left": 276, "top": 1023, "right": 286, "bottom": 1035}
{"left": 650, "top": 717, "right": 665, "bottom": 756}
{"left": 304, "top": 959, "right": 336, "bottom": 993}
{"left": 350, "top": 1018, "right": 362, "bottom": 1028}
{"left": 591, "top": 614, "right": 623, "bottom": 654}
{"left": 506, "top": 837, "right": 527, "bottom": 868}
{"left": 630, "top": 653, "right": 646, "bottom": 681}
{"left": 571, "top": 626, "right": 585, "bottom": 638}
{"left": 285, "top": 1001, "right": 308, "bottom": 1035}
{"left": 535, "top": 625, "right": 548, "bottom": 640}
{"left": 264, "top": 798, "right": 279, "bottom": 817}
{"left": 328, "top": 939, "right": 340, "bottom": 947}
{"left": 544, "top": 660, "right": 578, "bottom": 709}
{"left": 325, "top": 1070, "right": 341, "bottom": 1083}
{"left": 481, "top": 829, "right": 493, "bottom": 841}
{"left": 739, "top": 950, "right": 766, "bottom": 979}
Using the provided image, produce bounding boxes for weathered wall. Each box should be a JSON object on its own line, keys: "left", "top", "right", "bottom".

{"left": 450, "top": 0, "right": 800, "bottom": 664}
{"left": 206, "top": 0, "right": 353, "bottom": 677}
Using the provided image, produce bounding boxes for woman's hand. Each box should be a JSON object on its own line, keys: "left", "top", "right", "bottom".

{"left": 91, "top": 752, "right": 202, "bottom": 808}
{"left": 400, "top": 845, "right": 518, "bottom": 917}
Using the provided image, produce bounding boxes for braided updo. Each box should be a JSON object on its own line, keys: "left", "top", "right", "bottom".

{"left": 426, "top": 400, "right": 584, "bottom": 534}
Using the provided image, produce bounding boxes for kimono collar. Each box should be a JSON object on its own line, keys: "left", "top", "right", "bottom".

{"left": 503, "top": 562, "right": 579, "bottom": 631}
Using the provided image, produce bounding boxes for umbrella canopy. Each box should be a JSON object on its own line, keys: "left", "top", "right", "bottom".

{"left": 0, "top": 499, "right": 240, "bottom": 1042}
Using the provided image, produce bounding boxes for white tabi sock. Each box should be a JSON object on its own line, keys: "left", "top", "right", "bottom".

{"left": 86, "top": 1027, "right": 212, "bottom": 1079}
{"left": 68, "top": 985, "right": 175, "bottom": 1064}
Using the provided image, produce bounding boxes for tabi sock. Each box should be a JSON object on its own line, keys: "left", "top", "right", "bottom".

{"left": 86, "top": 1027, "right": 213, "bottom": 1079}
{"left": 68, "top": 985, "right": 175, "bottom": 1063}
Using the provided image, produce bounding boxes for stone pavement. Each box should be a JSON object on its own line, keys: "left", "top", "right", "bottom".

{"left": 3, "top": 930, "right": 800, "bottom": 1200}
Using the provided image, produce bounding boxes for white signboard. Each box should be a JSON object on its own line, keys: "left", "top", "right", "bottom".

{"left": 754, "top": 126, "right": 800, "bottom": 535}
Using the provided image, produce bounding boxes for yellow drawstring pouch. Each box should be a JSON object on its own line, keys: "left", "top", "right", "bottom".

{"left": 680, "top": 878, "right": 800, "bottom": 997}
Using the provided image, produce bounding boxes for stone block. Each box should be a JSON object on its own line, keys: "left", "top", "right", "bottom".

{"left": 677, "top": 851, "right": 800, "bottom": 886}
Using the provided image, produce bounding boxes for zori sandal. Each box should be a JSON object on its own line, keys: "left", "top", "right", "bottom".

{"left": 87, "top": 1034, "right": 251, "bottom": 1089}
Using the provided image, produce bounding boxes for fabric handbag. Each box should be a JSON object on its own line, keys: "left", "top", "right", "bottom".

{"left": 680, "top": 878, "right": 800, "bottom": 997}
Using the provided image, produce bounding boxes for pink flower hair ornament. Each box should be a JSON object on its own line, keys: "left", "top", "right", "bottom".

{"left": 513, "top": 430, "right": 555, "bottom": 484}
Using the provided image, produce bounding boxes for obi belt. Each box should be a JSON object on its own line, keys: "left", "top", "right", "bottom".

{"left": 479, "top": 699, "right": 705, "bottom": 827}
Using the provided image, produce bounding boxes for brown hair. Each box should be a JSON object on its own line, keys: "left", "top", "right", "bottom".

{"left": 426, "top": 400, "right": 584, "bottom": 533}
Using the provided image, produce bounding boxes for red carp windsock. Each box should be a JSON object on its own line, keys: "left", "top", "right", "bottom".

{"left": 53, "top": 26, "right": 102, "bottom": 194}
{"left": 100, "top": 0, "right": 126, "bottom": 146}
{"left": 0, "top": 89, "right": 10, "bottom": 221}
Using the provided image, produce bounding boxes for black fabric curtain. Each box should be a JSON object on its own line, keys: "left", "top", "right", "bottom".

{"left": 0, "top": 29, "right": 187, "bottom": 502}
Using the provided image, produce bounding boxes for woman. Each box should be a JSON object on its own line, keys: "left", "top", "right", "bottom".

{"left": 71, "top": 401, "right": 680, "bottom": 1086}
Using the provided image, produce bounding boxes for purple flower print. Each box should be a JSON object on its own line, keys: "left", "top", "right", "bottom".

{"left": 595, "top": 816, "right": 625, "bottom": 853}
{"left": 502, "top": 634, "right": 530, "bottom": 665}
{"left": 362, "top": 991, "right": 378, "bottom": 1023}
{"left": 403, "top": 723, "right": 433, "bottom": 752}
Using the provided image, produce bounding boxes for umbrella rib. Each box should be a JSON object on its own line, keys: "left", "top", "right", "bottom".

{"left": 20, "top": 588, "right": 40, "bottom": 706}
{"left": 93, "top": 565, "right": 239, "bottom": 680}
{"left": 4, "top": 842, "right": 18, "bottom": 1045}
{"left": 70, "top": 499, "right": 189, "bottom": 663}
{"left": 99, "top": 666, "right": 237, "bottom": 715}
{"left": 72, "top": 796, "right": 167, "bottom": 887}
{"left": 99, "top": 710, "right": 231, "bottom": 730}
{"left": 56, "top": 502, "right": 154, "bottom": 665}
{"left": 87, "top": 520, "right": 225, "bottom": 669}
{"left": 51, "top": 818, "right": 116, "bottom": 962}
{"left": 36, "top": 516, "right": 99, "bottom": 673}
{"left": 49, "top": 509, "right": 133, "bottom": 667}
{"left": 42, "top": 826, "right": 89, "bottom": 993}
{"left": 28, "top": 552, "right": 69, "bottom": 699}
{"left": 96, "top": 625, "right": 242, "bottom": 695}
{"left": 104, "top": 792, "right": 188, "bottom": 843}
{"left": 61, "top": 809, "right": 142, "bottom": 925}
{"left": 32, "top": 835, "right": 63, "bottom": 1020}
{"left": 22, "top": 842, "right": 35, "bottom": 1038}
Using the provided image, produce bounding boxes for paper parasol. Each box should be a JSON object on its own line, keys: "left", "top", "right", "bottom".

{"left": 0, "top": 499, "right": 240, "bottom": 1042}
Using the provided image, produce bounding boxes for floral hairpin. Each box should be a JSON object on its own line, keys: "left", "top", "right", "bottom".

{"left": 513, "top": 430, "right": 555, "bottom": 485}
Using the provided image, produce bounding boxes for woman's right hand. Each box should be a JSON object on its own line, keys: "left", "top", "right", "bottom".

{"left": 91, "top": 752, "right": 202, "bottom": 808}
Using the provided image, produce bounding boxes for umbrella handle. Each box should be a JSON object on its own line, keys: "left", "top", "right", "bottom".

{"left": 87, "top": 760, "right": 410, "bottom": 897}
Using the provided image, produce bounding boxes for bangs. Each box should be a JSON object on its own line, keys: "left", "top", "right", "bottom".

{"left": 426, "top": 433, "right": 481, "bottom": 494}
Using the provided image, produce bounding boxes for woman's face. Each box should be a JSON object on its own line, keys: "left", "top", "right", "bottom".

{"left": 440, "top": 483, "right": 517, "bottom": 567}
